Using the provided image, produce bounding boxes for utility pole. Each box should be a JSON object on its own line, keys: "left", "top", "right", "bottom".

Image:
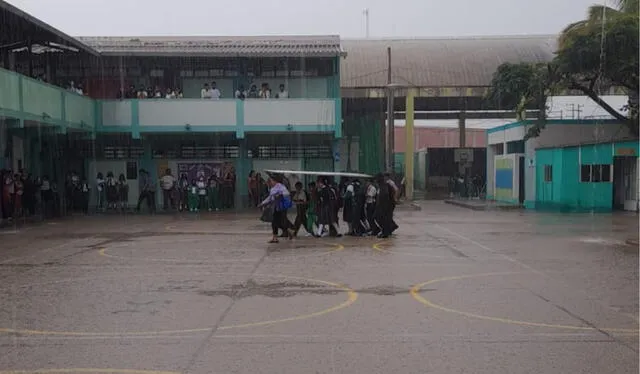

{"left": 386, "top": 47, "right": 395, "bottom": 173}
{"left": 363, "top": 9, "right": 370, "bottom": 38}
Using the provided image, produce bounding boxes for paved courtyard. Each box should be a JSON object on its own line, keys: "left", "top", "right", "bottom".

{"left": 0, "top": 202, "right": 638, "bottom": 374}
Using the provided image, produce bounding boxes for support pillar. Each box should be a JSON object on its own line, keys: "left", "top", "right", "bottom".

{"left": 235, "top": 139, "right": 248, "bottom": 209}
{"left": 404, "top": 88, "right": 415, "bottom": 200}
{"left": 386, "top": 88, "right": 395, "bottom": 172}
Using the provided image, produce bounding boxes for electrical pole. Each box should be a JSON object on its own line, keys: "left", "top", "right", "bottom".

{"left": 363, "top": 9, "right": 370, "bottom": 38}
{"left": 386, "top": 47, "right": 395, "bottom": 173}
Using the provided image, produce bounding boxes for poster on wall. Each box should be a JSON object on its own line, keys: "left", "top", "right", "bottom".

{"left": 177, "top": 162, "right": 236, "bottom": 182}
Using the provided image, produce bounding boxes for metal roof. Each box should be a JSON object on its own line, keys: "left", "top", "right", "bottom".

{"left": 0, "top": 0, "right": 100, "bottom": 55}
{"left": 76, "top": 35, "right": 345, "bottom": 57}
{"left": 340, "top": 35, "right": 558, "bottom": 88}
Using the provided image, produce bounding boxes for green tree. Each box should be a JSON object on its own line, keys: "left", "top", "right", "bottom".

{"left": 557, "top": 0, "right": 639, "bottom": 132}
{"left": 485, "top": 63, "right": 559, "bottom": 139}
{"left": 486, "top": 0, "right": 639, "bottom": 137}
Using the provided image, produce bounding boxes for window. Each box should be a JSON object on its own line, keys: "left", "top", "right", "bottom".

{"left": 581, "top": 165, "right": 591, "bottom": 182}
{"left": 580, "top": 164, "right": 612, "bottom": 183}
{"left": 544, "top": 165, "right": 553, "bottom": 182}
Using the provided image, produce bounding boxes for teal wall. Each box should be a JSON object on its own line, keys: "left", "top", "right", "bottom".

{"left": 534, "top": 141, "right": 639, "bottom": 211}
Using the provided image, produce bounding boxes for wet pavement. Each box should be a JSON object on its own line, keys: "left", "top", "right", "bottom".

{"left": 0, "top": 202, "right": 638, "bottom": 374}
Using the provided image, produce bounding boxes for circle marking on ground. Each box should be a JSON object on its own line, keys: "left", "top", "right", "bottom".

{"left": 99, "top": 242, "right": 344, "bottom": 263}
{"left": 410, "top": 272, "right": 638, "bottom": 333}
{"left": 0, "top": 370, "right": 179, "bottom": 374}
{"left": 372, "top": 242, "right": 458, "bottom": 258}
{"left": 0, "top": 273, "right": 357, "bottom": 337}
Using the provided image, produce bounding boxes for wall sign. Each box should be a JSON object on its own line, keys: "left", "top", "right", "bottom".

{"left": 616, "top": 148, "right": 637, "bottom": 156}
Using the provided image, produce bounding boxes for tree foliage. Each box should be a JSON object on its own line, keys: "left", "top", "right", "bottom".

{"left": 486, "top": 0, "right": 639, "bottom": 137}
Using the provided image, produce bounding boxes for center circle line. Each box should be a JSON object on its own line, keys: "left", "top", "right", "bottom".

{"left": 410, "top": 272, "right": 638, "bottom": 333}
{"left": 0, "top": 273, "right": 357, "bottom": 337}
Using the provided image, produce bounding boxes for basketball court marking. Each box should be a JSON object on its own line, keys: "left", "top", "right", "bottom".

{"left": 410, "top": 272, "right": 638, "bottom": 334}
{"left": 98, "top": 242, "right": 344, "bottom": 263}
{"left": 0, "top": 272, "right": 357, "bottom": 337}
{"left": 372, "top": 242, "right": 462, "bottom": 259}
{"left": 0, "top": 369, "right": 179, "bottom": 374}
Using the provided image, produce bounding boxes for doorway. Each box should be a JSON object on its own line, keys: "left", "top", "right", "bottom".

{"left": 613, "top": 156, "right": 638, "bottom": 211}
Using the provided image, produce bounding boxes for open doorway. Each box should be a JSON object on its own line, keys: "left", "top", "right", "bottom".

{"left": 613, "top": 156, "right": 638, "bottom": 211}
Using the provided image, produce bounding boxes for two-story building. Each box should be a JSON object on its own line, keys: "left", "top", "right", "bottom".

{"left": 1, "top": 1, "right": 345, "bottom": 209}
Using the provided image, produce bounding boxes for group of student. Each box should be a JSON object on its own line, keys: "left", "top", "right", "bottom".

{"left": 257, "top": 172, "right": 399, "bottom": 243}
{"left": 95, "top": 172, "right": 129, "bottom": 212}
{"left": 153, "top": 168, "right": 236, "bottom": 213}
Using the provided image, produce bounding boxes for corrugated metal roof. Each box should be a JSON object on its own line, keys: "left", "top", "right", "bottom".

{"left": 0, "top": 0, "right": 100, "bottom": 55}
{"left": 340, "top": 35, "right": 557, "bottom": 88}
{"left": 76, "top": 35, "right": 345, "bottom": 57}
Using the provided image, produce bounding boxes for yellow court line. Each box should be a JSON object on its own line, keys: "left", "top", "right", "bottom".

{"left": 0, "top": 274, "right": 356, "bottom": 337}
{"left": 410, "top": 272, "right": 639, "bottom": 334}
{"left": 372, "top": 242, "right": 454, "bottom": 258}
{"left": 99, "top": 243, "right": 344, "bottom": 263}
{"left": 0, "top": 370, "right": 179, "bottom": 374}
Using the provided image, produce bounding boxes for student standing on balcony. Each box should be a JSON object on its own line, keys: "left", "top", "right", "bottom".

{"left": 259, "top": 83, "right": 271, "bottom": 99}
{"left": 235, "top": 85, "right": 247, "bottom": 99}
{"left": 275, "top": 84, "right": 289, "bottom": 98}
{"left": 210, "top": 82, "right": 221, "bottom": 99}
{"left": 201, "top": 83, "right": 212, "bottom": 99}
{"left": 137, "top": 85, "right": 148, "bottom": 99}
{"left": 247, "top": 85, "right": 259, "bottom": 98}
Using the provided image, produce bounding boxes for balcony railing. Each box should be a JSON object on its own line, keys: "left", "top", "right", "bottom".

{"left": 0, "top": 68, "right": 339, "bottom": 135}
{"left": 0, "top": 68, "right": 95, "bottom": 130}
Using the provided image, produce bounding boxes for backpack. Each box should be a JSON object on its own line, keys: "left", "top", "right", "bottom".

{"left": 278, "top": 195, "right": 293, "bottom": 211}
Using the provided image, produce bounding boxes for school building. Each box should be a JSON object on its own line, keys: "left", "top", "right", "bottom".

{"left": 486, "top": 118, "right": 640, "bottom": 212}
{"left": 0, "top": 1, "right": 347, "bottom": 209}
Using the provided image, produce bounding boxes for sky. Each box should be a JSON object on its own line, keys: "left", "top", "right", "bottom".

{"left": 6, "top": 0, "right": 603, "bottom": 38}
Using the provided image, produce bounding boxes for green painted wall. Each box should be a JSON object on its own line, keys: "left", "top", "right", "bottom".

{"left": 534, "top": 142, "right": 637, "bottom": 211}
{"left": 344, "top": 116, "right": 382, "bottom": 175}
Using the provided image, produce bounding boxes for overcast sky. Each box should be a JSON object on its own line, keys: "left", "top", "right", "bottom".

{"left": 7, "top": 0, "right": 602, "bottom": 37}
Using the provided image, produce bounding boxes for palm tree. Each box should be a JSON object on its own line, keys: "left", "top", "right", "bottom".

{"left": 560, "top": 0, "right": 639, "bottom": 49}
{"left": 557, "top": 0, "right": 639, "bottom": 134}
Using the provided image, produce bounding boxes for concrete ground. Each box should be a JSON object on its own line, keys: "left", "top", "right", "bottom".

{"left": 0, "top": 202, "right": 638, "bottom": 374}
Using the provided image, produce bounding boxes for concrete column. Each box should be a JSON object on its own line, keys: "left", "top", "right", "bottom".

{"left": 404, "top": 88, "right": 415, "bottom": 200}
{"left": 235, "top": 139, "right": 248, "bottom": 209}
{"left": 458, "top": 111, "right": 466, "bottom": 148}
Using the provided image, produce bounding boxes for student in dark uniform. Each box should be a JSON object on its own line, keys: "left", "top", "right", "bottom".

{"left": 374, "top": 173, "right": 394, "bottom": 238}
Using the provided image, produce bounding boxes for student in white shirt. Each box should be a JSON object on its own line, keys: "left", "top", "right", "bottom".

{"left": 201, "top": 83, "right": 212, "bottom": 99}
{"left": 275, "top": 84, "right": 289, "bottom": 98}
{"left": 210, "top": 82, "right": 221, "bottom": 99}
{"left": 234, "top": 85, "right": 246, "bottom": 99}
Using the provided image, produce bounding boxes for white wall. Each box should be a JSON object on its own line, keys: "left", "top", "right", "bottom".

{"left": 487, "top": 126, "right": 526, "bottom": 145}
{"left": 102, "top": 101, "right": 132, "bottom": 127}
{"left": 486, "top": 144, "right": 496, "bottom": 197}
{"left": 244, "top": 100, "right": 335, "bottom": 127}
{"left": 547, "top": 95, "right": 628, "bottom": 119}
{"left": 138, "top": 100, "right": 237, "bottom": 127}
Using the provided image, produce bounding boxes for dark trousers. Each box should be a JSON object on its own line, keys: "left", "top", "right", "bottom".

{"left": 293, "top": 205, "right": 311, "bottom": 234}
{"left": 365, "top": 203, "right": 376, "bottom": 233}
{"left": 136, "top": 191, "right": 156, "bottom": 213}
{"left": 272, "top": 210, "right": 291, "bottom": 235}
{"left": 162, "top": 189, "right": 175, "bottom": 210}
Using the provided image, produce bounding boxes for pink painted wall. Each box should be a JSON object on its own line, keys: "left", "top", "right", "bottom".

{"left": 394, "top": 127, "right": 486, "bottom": 152}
